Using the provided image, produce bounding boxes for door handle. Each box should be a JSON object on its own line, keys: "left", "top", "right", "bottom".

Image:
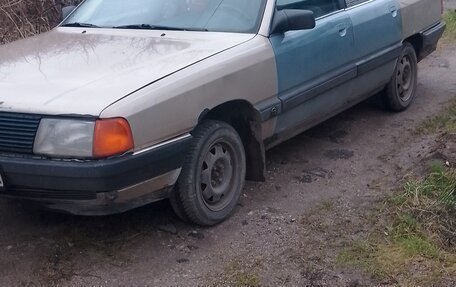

{"left": 389, "top": 5, "right": 398, "bottom": 17}
{"left": 336, "top": 23, "right": 347, "bottom": 37}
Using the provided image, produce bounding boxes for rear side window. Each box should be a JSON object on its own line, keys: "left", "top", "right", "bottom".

{"left": 345, "top": 0, "right": 371, "bottom": 7}
{"left": 276, "top": 0, "right": 340, "bottom": 18}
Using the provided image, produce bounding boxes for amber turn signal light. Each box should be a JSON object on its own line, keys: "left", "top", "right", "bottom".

{"left": 93, "top": 118, "right": 134, "bottom": 158}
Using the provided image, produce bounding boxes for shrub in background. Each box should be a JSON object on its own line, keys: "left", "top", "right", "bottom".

{"left": 0, "top": 0, "right": 81, "bottom": 45}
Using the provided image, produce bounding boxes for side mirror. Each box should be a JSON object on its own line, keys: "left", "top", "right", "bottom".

{"left": 270, "top": 9, "right": 316, "bottom": 35}
{"left": 62, "top": 5, "right": 76, "bottom": 20}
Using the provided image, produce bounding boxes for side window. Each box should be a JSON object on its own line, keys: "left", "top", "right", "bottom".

{"left": 276, "top": 0, "right": 340, "bottom": 18}
{"left": 345, "top": 0, "right": 370, "bottom": 7}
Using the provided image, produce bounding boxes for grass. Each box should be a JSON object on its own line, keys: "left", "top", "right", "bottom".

{"left": 319, "top": 201, "right": 334, "bottom": 211}
{"left": 210, "top": 260, "right": 262, "bottom": 287}
{"left": 402, "top": 163, "right": 456, "bottom": 209}
{"left": 443, "top": 10, "right": 456, "bottom": 40}
{"left": 337, "top": 241, "right": 386, "bottom": 278}
{"left": 337, "top": 163, "right": 456, "bottom": 285}
{"left": 418, "top": 97, "right": 456, "bottom": 134}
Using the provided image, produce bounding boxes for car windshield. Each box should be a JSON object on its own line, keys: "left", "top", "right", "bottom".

{"left": 62, "top": 0, "right": 266, "bottom": 33}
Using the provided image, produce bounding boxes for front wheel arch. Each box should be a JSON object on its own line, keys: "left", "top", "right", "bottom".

{"left": 198, "top": 100, "right": 266, "bottom": 182}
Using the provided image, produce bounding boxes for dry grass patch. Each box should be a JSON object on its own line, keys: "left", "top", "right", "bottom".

{"left": 209, "top": 259, "right": 262, "bottom": 287}
{"left": 418, "top": 97, "right": 456, "bottom": 134}
{"left": 338, "top": 163, "right": 456, "bottom": 286}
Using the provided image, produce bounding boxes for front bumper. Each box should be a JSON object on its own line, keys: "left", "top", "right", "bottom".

{"left": 419, "top": 21, "right": 446, "bottom": 61}
{"left": 0, "top": 135, "right": 191, "bottom": 215}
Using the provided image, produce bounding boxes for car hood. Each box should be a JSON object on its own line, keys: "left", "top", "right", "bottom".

{"left": 0, "top": 28, "right": 254, "bottom": 116}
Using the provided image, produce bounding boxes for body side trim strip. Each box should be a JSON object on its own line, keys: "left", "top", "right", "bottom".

{"left": 256, "top": 97, "right": 282, "bottom": 121}
{"left": 356, "top": 43, "right": 402, "bottom": 75}
{"left": 134, "top": 134, "right": 191, "bottom": 156}
{"left": 281, "top": 67, "right": 357, "bottom": 111}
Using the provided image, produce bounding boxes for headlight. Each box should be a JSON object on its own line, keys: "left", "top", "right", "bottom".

{"left": 34, "top": 118, "right": 134, "bottom": 159}
{"left": 34, "top": 119, "right": 95, "bottom": 158}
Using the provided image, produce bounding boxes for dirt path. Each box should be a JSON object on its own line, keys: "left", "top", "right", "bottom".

{"left": 1, "top": 33, "right": 456, "bottom": 287}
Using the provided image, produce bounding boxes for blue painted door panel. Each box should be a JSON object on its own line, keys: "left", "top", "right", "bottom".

{"left": 270, "top": 10, "right": 355, "bottom": 111}
{"left": 345, "top": 0, "right": 402, "bottom": 62}
{"left": 264, "top": 0, "right": 403, "bottom": 147}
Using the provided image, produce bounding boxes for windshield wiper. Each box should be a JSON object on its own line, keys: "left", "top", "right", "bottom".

{"left": 61, "top": 22, "right": 100, "bottom": 28}
{"left": 113, "top": 24, "right": 208, "bottom": 31}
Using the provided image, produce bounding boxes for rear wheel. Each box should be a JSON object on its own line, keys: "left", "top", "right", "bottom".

{"left": 383, "top": 42, "right": 418, "bottom": 112}
{"left": 171, "top": 120, "right": 246, "bottom": 226}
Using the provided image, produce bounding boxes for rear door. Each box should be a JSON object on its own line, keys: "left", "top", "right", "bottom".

{"left": 345, "top": 0, "right": 402, "bottom": 72}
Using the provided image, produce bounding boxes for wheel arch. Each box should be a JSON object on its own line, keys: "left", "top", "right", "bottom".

{"left": 403, "top": 34, "right": 423, "bottom": 61}
{"left": 198, "top": 100, "right": 266, "bottom": 182}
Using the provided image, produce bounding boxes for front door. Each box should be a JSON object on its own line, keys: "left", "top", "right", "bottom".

{"left": 270, "top": 0, "right": 356, "bottom": 136}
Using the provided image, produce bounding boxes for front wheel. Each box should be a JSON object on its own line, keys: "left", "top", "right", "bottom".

{"left": 171, "top": 120, "right": 246, "bottom": 226}
{"left": 383, "top": 42, "right": 418, "bottom": 112}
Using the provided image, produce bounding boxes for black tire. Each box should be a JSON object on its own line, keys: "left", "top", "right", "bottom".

{"left": 383, "top": 42, "right": 418, "bottom": 112}
{"left": 171, "top": 120, "right": 246, "bottom": 226}
{"left": 169, "top": 190, "right": 188, "bottom": 222}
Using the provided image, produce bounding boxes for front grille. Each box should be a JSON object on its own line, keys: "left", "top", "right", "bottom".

{"left": 0, "top": 112, "right": 41, "bottom": 154}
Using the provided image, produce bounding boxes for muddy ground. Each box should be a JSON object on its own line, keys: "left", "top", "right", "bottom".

{"left": 1, "top": 14, "right": 456, "bottom": 287}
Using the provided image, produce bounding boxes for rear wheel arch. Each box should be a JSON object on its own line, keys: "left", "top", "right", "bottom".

{"left": 382, "top": 42, "right": 418, "bottom": 112}
{"left": 403, "top": 34, "right": 423, "bottom": 61}
{"left": 198, "top": 100, "right": 266, "bottom": 182}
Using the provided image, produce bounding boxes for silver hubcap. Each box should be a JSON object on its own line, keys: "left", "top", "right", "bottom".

{"left": 396, "top": 55, "right": 414, "bottom": 102}
{"left": 200, "top": 142, "right": 235, "bottom": 211}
